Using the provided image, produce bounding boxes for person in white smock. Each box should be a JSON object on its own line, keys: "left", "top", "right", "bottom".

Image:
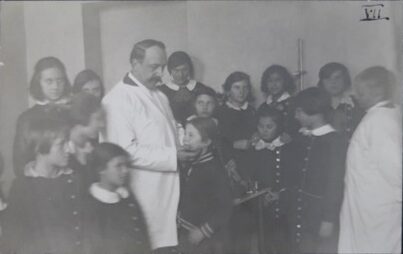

{"left": 338, "top": 66, "right": 402, "bottom": 254}
{"left": 101, "top": 39, "right": 196, "bottom": 254}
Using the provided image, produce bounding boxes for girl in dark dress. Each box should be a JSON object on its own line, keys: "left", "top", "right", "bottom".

{"left": 317, "top": 62, "right": 364, "bottom": 138}
{"left": 13, "top": 56, "right": 71, "bottom": 177}
{"left": 178, "top": 117, "right": 232, "bottom": 254}
{"left": 216, "top": 71, "right": 256, "bottom": 254}
{"left": 72, "top": 69, "right": 104, "bottom": 99}
{"left": 250, "top": 106, "right": 293, "bottom": 254}
{"left": 288, "top": 87, "right": 348, "bottom": 254}
{"left": 158, "top": 51, "right": 211, "bottom": 125}
{"left": 258, "top": 65, "right": 299, "bottom": 136}
{"left": 2, "top": 117, "right": 85, "bottom": 254}
{"left": 84, "top": 142, "right": 150, "bottom": 254}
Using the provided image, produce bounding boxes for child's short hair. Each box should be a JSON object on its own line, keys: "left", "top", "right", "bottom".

{"left": 167, "top": 51, "right": 194, "bottom": 78}
{"left": 222, "top": 71, "right": 251, "bottom": 92}
{"left": 90, "top": 143, "right": 130, "bottom": 173}
{"left": 256, "top": 106, "right": 285, "bottom": 132}
{"left": 222, "top": 71, "right": 253, "bottom": 102}
{"left": 193, "top": 87, "right": 217, "bottom": 104}
{"left": 294, "top": 87, "right": 332, "bottom": 116}
{"left": 29, "top": 56, "right": 71, "bottom": 102}
{"left": 187, "top": 117, "right": 219, "bottom": 144}
{"left": 317, "top": 62, "right": 351, "bottom": 90}
{"left": 355, "top": 66, "right": 396, "bottom": 100}
{"left": 27, "top": 116, "right": 70, "bottom": 155}
{"left": 72, "top": 69, "right": 104, "bottom": 97}
{"left": 260, "top": 65, "right": 296, "bottom": 94}
{"left": 68, "top": 92, "right": 101, "bottom": 126}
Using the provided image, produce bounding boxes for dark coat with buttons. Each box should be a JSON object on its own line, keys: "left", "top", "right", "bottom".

{"left": 0, "top": 170, "right": 85, "bottom": 254}
{"left": 250, "top": 143, "right": 294, "bottom": 253}
{"left": 286, "top": 132, "right": 348, "bottom": 251}
{"left": 83, "top": 191, "right": 151, "bottom": 254}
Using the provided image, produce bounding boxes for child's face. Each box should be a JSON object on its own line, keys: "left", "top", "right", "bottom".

{"left": 82, "top": 80, "right": 103, "bottom": 98}
{"left": 83, "top": 109, "right": 106, "bottom": 139}
{"left": 295, "top": 107, "right": 311, "bottom": 128}
{"left": 171, "top": 64, "right": 191, "bottom": 86}
{"left": 257, "top": 116, "right": 279, "bottom": 142}
{"left": 183, "top": 123, "right": 210, "bottom": 153}
{"left": 47, "top": 135, "right": 70, "bottom": 168}
{"left": 194, "top": 94, "right": 216, "bottom": 118}
{"left": 40, "top": 67, "right": 66, "bottom": 101}
{"left": 101, "top": 156, "right": 130, "bottom": 188}
{"left": 227, "top": 80, "right": 249, "bottom": 105}
{"left": 323, "top": 70, "right": 346, "bottom": 97}
{"left": 266, "top": 72, "right": 285, "bottom": 97}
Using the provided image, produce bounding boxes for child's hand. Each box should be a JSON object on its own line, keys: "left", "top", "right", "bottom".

{"left": 188, "top": 228, "right": 205, "bottom": 245}
{"left": 264, "top": 189, "right": 279, "bottom": 205}
{"left": 318, "top": 221, "right": 334, "bottom": 238}
{"left": 177, "top": 147, "right": 199, "bottom": 162}
{"left": 225, "top": 160, "right": 247, "bottom": 187}
{"left": 279, "top": 132, "right": 292, "bottom": 144}
{"left": 249, "top": 132, "right": 261, "bottom": 147}
{"left": 233, "top": 139, "right": 251, "bottom": 150}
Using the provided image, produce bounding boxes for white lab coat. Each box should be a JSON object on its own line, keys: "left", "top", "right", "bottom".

{"left": 101, "top": 72, "right": 180, "bottom": 250}
{"left": 338, "top": 101, "right": 402, "bottom": 254}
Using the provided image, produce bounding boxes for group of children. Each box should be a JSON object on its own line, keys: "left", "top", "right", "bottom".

{"left": 0, "top": 51, "right": 365, "bottom": 254}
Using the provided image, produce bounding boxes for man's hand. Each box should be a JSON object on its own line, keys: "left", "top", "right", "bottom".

{"left": 225, "top": 160, "right": 247, "bottom": 187}
{"left": 318, "top": 221, "right": 334, "bottom": 238}
{"left": 177, "top": 147, "right": 199, "bottom": 162}
{"left": 188, "top": 228, "right": 205, "bottom": 245}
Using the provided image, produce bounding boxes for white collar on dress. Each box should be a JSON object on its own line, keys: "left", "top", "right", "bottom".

{"left": 89, "top": 183, "right": 129, "bottom": 204}
{"left": 299, "top": 124, "right": 336, "bottom": 137}
{"left": 165, "top": 80, "right": 197, "bottom": 91}
{"left": 24, "top": 161, "right": 73, "bottom": 178}
{"left": 254, "top": 136, "right": 285, "bottom": 151}
{"left": 35, "top": 96, "right": 70, "bottom": 106}
{"left": 266, "top": 92, "right": 291, "bottom": 105}
{"left": 226, "top": 101, "right": 249, "bottom": 111}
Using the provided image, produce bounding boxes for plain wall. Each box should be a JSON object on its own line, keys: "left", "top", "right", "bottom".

{"left": 24, "top": 1, "right": 86, "bottom": 104}
{"left": 98, "top": 1, "right": 402, "bottom": 105}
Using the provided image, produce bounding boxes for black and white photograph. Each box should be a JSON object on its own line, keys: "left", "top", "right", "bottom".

{"left": 0, "top": 1, "right": 402, "bottom": 254}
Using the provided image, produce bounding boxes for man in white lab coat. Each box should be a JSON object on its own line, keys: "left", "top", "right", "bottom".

{"left": 102, "top": 39, "right": 195, "bottom": 253}
{"left": 338, "top": 66, "right": 402, "bottom": 254}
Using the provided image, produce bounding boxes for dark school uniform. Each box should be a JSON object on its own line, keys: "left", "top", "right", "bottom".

{"left": 287, "top": 125, "right": 348, "bottom": 254}
{"left": 158, "top": 81, "right": 212, "bottom": 125}
{"left": 1, "top": 162, "right": 85, "bottom": 254}
{"left": 84, "top": 183, "right": 151, "bottom": 254}
{"left": 216, "top": 101, "right": 256, "bottom": 183}
{"left": 178, "top": 152, "right": 233, "bottom": 254}
{"left": 216, "top": 101, "right": 257, "bottom": 254}
{"left": 250, "top": 136, "right": 294, "bottom": 254}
